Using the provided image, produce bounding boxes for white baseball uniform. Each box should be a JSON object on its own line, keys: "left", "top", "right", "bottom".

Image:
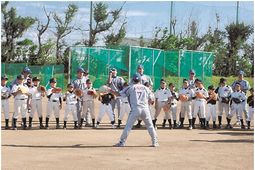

{"left": 168, "top": 91, "right": 178, "bottom": 121}
{"left": 154, "top": 88, "right": 172, "bottom": 119}
{"left": 228, "top": 90, "right": 246, "bottom": 120}
{"left": 64, "top": 91, "right": 78, "bottom": 122}
{"left": 217, "top": 85, "right": 233, "bottom": 117}
{"left": 46, "top": 88, "right": 62, "bottom": 119}
{"left": 82, "top": 87, "right": 96, "bottom": 122}
{"left": 193, "top": 88, "right": 209, "bottom": 119}
{"left": 179, "top": 87, "right": 194, "bottom": 119}
{"left": 28, "top": 86, "right": 43, "bottom": 118}
{"left": 96, "top": 93, "right": 115, "bottom": 123}
{"left": 118, "top": 83, "right": 157, "bottom": 145}
{"left": 247, "top": 95, "right": 254, "bottom": 122}
{"left": 119, "top": 96, "right": 131, "bottom": 121}
{"left": 1, "top": 85, "right": 11, "bottom": 119}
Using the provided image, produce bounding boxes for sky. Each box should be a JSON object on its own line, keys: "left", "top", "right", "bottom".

{"left": 4, "top": 1, "right": 254, "bottom": 46}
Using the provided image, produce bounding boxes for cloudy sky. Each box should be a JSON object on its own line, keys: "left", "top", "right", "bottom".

{"left": 5, "top": 1, "right": 254, "bottom": 46}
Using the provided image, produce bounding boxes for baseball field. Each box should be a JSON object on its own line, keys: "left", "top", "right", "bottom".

{"left": 2, "top": 98, "right": 254, "bottom": 170}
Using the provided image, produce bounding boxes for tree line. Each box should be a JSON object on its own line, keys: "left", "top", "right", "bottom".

{"left": 1, "top": 1, "right": 254, "bottom": 77}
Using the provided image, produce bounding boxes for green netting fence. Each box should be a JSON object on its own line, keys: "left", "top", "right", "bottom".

{"left": 1, "top": 63, "right": 65, "bottom": 89}
{"left": 70, "top": 46, "right": 214, "bottom": 90}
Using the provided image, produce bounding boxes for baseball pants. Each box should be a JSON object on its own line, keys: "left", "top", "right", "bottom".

{"left": 64, "top": 104, "right": 78, "bottom": 121}
{"left": 119, "top": 102, "right": 130, "bottom": 121}
{"left": 165, "top": 104, "right": 177, "bottom": 120}
{"left": 193, "top": 100, "right": 206, "bottom": 118}
{"left": 76, "top": 99, "right": 83, "bottom": 123}
{"left": 2, "top": 99, "right": 9, "bottom": 119}
{"left": 30, "top": 99, "right": 42, "bottom": 118}
{"left": 247, "top": 106, "right": 254, "bottom": 121}
{"left": 97, "top": 104, "right": 114, "bottom": 123}
{"left": 13, "top": 99, "right": 27, "bottom": 119}
{"left": 155, "top": 101, "right": 169, "bottom": 119}
{"left": 218, "top": 102, "right": 230, "bottom": 117}
{"left": 110, "top": 98, "right": 122, "bottom": 119}
{"left": 180, "top": 101, "right": 192, "bottom": 119}
{"left": 82, "top": 100, "right": 95, "bottom": 123}
{"left": 119, "top": 107, "right": 157, "bottom": 145}
{"left": 46, "top": 101, "right": 60, "bottom": 118}
{"left": 206, "top": 104, "right": 216, "bottom": 122}
{"left": 228, "top": 103, "right": 243, "bottom": 119}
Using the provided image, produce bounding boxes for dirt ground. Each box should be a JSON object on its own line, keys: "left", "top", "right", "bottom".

{"left": 1, "top": 98, "right": 254, "bottom": 170}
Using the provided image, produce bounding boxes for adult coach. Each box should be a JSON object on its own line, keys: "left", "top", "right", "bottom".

{"left": 188, "top": 69, "right": 196, "bottom": 89}
{"left": 135, "top": 64, "right": 153, "bottom": 128}
{"left": 112, "top": 73, "right": 159, "bottom": 147}
{"left": 231, "top": 70, "right": 250, "bottom": 124}
{"left": 107, "top": 68, "right": 125, "bottom": 122}
{"left": 72, "top": 67, "right": 87, "bottom": 124}
{"left": 11, "top": 66, "right": 32, "bottom": 88}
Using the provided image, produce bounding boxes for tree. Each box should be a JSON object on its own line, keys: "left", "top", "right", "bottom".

{"left": 85, "top": 2, "right": 126, "bottom": 46}
{"left": 53, "top": 4, "right": 78, "bottom": 62}
{"left": 225, "top": 23, "right": 253, "bottom": 76}
{"left": 1, "top": 1, "right": 36, "bottom": 62}
{"left": 15, "top": 38, "right": 37, "bottom": 64}
{"left": 36, "top": 7, "right": 51, "bottom": 59}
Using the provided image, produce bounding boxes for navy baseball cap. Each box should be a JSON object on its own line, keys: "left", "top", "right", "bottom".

{"left": 49, "top": 78, "right": 57, "bottom": 83}
{"left": 137, "top": 64, "right": 144, "bottom": 69}
{"left": 23, "top": 67, "right": 32, "bottom": 74}
{"left": 239, "top": 70, "right": 244, "bottom": 75}
{"left": 77, "top": 67, "right": 85, "bottom": 73}
{"left": 132, "top": 73, "right": 141, "bottom": 82}
{"left": 160, "top": 79, "right": 166, "bottom": 84}
{"left": 17, "top": 74, "right": 25, "bottom": 80}
{"left": 111, "top": 68, "right": 117, "bottom": 71}
{"left": 208, "top": 85, "right": 215, "bottom": 90}
{"left": 32, "top": 76, "right": 40, "bottom": 81}
{"left": 67, "top": 83, "right": 74, "bottom": 88}
{"left": 1, "top": 74, "right": 8, "bottom": 80}
{"left": 190, "top": 69, "right": 195, "bottom": 74}
{"left": 86, "top": 79, "right": 92, "bottom": 84}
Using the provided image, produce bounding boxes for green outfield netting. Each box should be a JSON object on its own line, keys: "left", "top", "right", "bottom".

{"left": 70, "top": 46, "right": 214, "bottom": 90}
{"left": 1, "top": 63, "right": 65, "bottom": 89}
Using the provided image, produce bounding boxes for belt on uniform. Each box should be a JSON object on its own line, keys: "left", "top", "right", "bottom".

{"left": 124, "top": 102, "right": 128, "bottom": 104}
{"left": 196, "top": 99, "right": 205, "bottom": 101}
{"left": 159, "top": 101, "right": 167, "bottom": 102}
{"left": 67, "top": 103, "right": 76, "bottom": 105}
{"left": 51, "top": 100, "right": 59, "bottom": 102}
{"left": 102, "top": 103, "right": 109, "bottom": 105}
{"left": 16, "top": 98, "right": 27, "bottom": 100}
{"left": 171, "top": 103, "right": 176, "bottom": 105}
{"left": 32, "top": 99, "right": 41, "bottom": 101}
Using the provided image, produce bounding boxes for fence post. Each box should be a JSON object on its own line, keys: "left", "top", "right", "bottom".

{"left": 178, "top": 50, "right": 181, "bottom": 89}
{"left": 68, "top": 47, "right": 72, "bottom": 83}
{"left": 128, "top": 46, "right": 131, "bottom": 81}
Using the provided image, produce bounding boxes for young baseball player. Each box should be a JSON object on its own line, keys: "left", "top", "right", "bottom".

{"left": 80, "top": 79, "right": 97, "bottom": 128}
{"left": 11, "top": 74, "right": 30, "bottom": 130}
{"left": 215, "top": 78, "right": 232, "bottom": 128}
{"left": 95, "top": 89, "right": 115, "bottom": 128}
{"left": 27, "top": 77, "right": 45, "bottom": 129}
{"left": 247, "top": 88, "right": 254, "bottom": 129}
{"left": 144, "top": 82, "right": 155, "bottom": 120}
{"left": 45, "top": 78, "right": 62, "bottom": 129}
{"left": 1, "top": 75, "right": 11, "bottom": 129}
{"left": 117, "top": 82, "right": 130, "bottom": 128}
{"left": 178, "top": 79, "right": 194, "bottom": 130}
{"left": 193, "top": 80, "right": 209, "bottom": 129}
{"left": 206, "top": 85, "right": 217, "bottom": 129}
{"left": 169, "top": 83, "right": 178, "bottom": 129}
{"left": 227, "top": 83, "right": 247, "bottom": 129}
{"left": 63, "top": 83, "right": 78, "bottom": 129}
{"left": 112, "top": 73, "right": 158, "bottom": 147}
{"left": 154, "top": 79, "right": 172, "bottom": 129}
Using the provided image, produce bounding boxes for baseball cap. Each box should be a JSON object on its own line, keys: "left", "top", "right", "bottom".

{"left": 23, "top": 67, "right": 32, "bottom": 74}
{"left": 132, "top": 73, "right": 141, "bottom": 82}
{"left": 86, "top": 79, "right": 92, "bottom": 84}
{"left": 160, "top": 79, "right": 166, "bottom": 84}
{"left": 137, "top": 64, "right": 144, "bottom": 69}
{"left": 208, "top": 85, "right": 215, "bottom": 90}
{"left": 238, "top": 70, "right": 244, "bottom": 75}
{"left": 77, "top": 67, "right": 85, "bottom": 73}
{"left": 49, "top": 78, "right": 57, "bottom": 83}
{"left": 1, "top": 74, "right": 8, "bottom": 80}
{"left": 183, "top": 79, "right": 188, "bottom": 83}
{"left": 111, "top": 68, "right": 117, "bottom": 71}
{"left": 190, "top": 69, "right": 195, "bottom": 74}
{"left": 67, "top": 83, "right": 74, "bottom": 88}
{"left": 249, "top": 88, "right": 254, "bottom": 92}
{"left": 17, "top": 74, "right": 25, "bottom": 80}
{"left": 32, "top": 76, "right": 40, "bottom": 81}
{"left": 220, "top": 78, "right": 226, "bottom": 83}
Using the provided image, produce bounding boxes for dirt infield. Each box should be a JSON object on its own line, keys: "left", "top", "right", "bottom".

{"left": 1, "top": 98, "right": 254, "bottom": 170}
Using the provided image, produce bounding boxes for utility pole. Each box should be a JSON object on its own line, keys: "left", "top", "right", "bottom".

{"left": 170, "top": 1, "right": 173, "bottom": 35}
{"left": 236, "top": 1, "right": 239, "bottom": 24}
{"left": 89, "top": 1, "right": 93, "bottom": 46}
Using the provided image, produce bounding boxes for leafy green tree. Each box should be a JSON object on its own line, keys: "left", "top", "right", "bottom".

{"left": 85, "top": 2, "right": 126, "bottom": 46}
{"left": 53, "top": 4, "right": 78, "bottom": 62}
{"left": 1, "top": 1, "right": 36, "bottom": 62}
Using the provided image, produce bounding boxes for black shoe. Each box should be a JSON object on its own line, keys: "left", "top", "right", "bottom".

{"left": 22, "top": 118, "right": 27, "bottom": 130}
{"left": 135, "top": 120, "right": 142, "bottom": 128}
{"left": 173, "top": 124, "right": 178, "bottom": 129}
{"left": 5, "top": 119, "right": 9, "bottom": 129}
{"left": 213, "top": 124, "right": 217, "bottom": 129}
{"left": 241, "top": 125, "right": 246, "bottom": 129}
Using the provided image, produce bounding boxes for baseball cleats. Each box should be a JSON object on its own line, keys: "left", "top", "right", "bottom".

{"left": 113, "top": 142, "right": 125, "bottom": 147}
{"left": 111, "top": 124, "right": 116, "bottom": 129}
{"left": 188, "top": 125, "right": 192, "bottom": 130}
{"left": 151, "top": 142, "right": 160, "bottom": 147}
{"left": 95, "top": 124, "right": 100, "bottom": 128}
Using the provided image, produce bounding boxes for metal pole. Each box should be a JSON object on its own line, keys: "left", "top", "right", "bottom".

{"left": 170, "top": 1, "right": 173, "bottom": 35}
{"left": 68, "top": 47, "right": 71, "bottom": 83}
{"left": 128, "top": 46, "right": 132, "bottom": 81}
{"left": 178, "top": 50, "right": 181, "bottom": 89}
{"left": 89, "top": 1, "right": 93, "bottom": 46}
{"left": 236, "top": 1, "right": 239, "bottom": 24}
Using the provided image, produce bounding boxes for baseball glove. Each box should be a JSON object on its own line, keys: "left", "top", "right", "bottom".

{"left": 38, "top": 85, "right": 46, "bottom": 92}
{"left": 221, "top": 97, "right": 229, "bottom": 104}
{"left": 98, "top": 85, "right": 111, "bottom": 93}
{"left": 87, "top": 90, "right": 95, "bottom": 95}
{"left": 163, "top": 104, "right": 170, "bottom": 112}
{"left": 19, "top": 86, "right": 28, "bottom": 94}
{"left": 232, "top": 97, "right": 242, "bottom": 104}
{"left": 179, "top": 94, "right": 188, "bottom": 102}
{"left": 209, "top": 92, "right": 217, "bottom": 101}
{"left": 52, "top": 87, "right": 62, "bottom": 93}
{"left": 196, "top": 92, "right": 204, "bottom": 99}
{"left": 74, "top": 89, "right": 83, "bottom": 97}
